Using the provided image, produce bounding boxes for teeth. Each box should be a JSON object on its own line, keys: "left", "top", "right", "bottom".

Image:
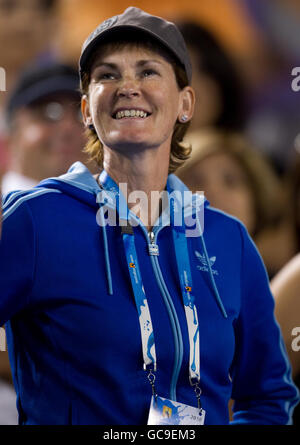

{"left": 115, "top": 109, "right": 148, "bottom": 119}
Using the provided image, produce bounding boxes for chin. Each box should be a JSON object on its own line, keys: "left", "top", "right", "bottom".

{"left": 105, "top": 135, "right": 153, "bottom": 151}
{"left": 111, "top": 141, "right": 152, "bottom": 153}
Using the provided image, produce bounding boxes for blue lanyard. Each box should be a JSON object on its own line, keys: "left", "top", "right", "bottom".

{"left": 99, "top": 171, "right": 157, "bottom": 370}
{"left": 122, "top": 233, "right": 157, "bottom": 370}
{"left": 167, "top": 178, "right": 200, "bottom": 384}
{"left": 98, "top": 171, "right": 200, "bottom": 386}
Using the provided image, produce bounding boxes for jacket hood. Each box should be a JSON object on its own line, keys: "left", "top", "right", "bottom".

{"left": 38, "top": 161, "right": 209, "bottom": 214}
{"left": 38, "top": 162, "right": 100, "bottom": 209}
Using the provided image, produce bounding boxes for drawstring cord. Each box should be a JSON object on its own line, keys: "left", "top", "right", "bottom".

{"left": 196, "top": 211, "right": 228, "bottom": 319}
{"left": 99, "top": 203, "right": 113, "bottom": 295}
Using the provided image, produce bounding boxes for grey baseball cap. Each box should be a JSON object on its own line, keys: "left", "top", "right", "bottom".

{"left": 6, "top": 62, "right": 80, "bottom": 121}
{"left": 79, "top": 7, "right": 192, "bottom": 83}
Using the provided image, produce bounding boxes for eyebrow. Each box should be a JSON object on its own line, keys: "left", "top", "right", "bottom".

{"left": 90, "top": 61, "right": 115, "bottom": 70}
{"left": 92, "top": 59, "right": 164, "bottom": 70}
{"left": 136, "top": 59, "right": 164, "bottom": 67}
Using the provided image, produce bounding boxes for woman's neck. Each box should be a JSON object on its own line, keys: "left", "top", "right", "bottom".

{"left": 101, "top": 146, "right": 170, "bottom": 231}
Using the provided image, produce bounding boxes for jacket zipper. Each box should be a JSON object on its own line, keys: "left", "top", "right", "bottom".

{"left": 147, "top": 228, "right": 183, "bottom": 401}
{"left": 98, "top": 191, "right": 184, "bottom": 399}
{"left": 118, "top": 208, "right": 184, "bottom": 401}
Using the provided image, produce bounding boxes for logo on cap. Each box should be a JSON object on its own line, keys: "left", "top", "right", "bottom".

{"left": 85, "top": 16, "right": 118, "bottom": 47}
{"left": 97, "top": 16, "right": 118, "bottom": 34}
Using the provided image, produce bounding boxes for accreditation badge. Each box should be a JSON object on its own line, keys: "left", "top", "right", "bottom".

{"left": 147, "top": 395, "right": 205, "bottom": 425}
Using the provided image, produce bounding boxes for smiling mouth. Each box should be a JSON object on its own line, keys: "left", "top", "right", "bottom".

{"left": 112, "top": 109, "right": 151, "bottom": 119}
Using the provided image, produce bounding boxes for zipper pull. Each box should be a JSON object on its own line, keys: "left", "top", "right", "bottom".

{"left": 148, "top": 231, "right": 159, "bottom": 256}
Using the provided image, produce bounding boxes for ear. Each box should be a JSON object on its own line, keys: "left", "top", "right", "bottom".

{"left": 81, "top": 94, "right": 93, "bottom": 128}
{"left": 178, "top": 86, "right": 195, "bottom": 123}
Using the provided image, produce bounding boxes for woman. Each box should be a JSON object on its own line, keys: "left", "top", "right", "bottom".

{"left": 177, "top": 130, "right": 283, "bottom": 237}
{"left": 285, "top": 139, "right": 300, "bottom": 254}
{"left": 176, "top": 130, "right": 293, "bottom": 278}
{"left": 0, "top": 7, "right": 298, "bottom": 425}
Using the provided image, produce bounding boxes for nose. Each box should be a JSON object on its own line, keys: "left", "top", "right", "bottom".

{"left": 117, "top": 76, "right": 140, "bottom": 98}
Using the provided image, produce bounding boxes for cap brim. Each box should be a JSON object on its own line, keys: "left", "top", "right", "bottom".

{"left": 79, "top": 25, "right": 187, "bottom": 78}
{"left": 12, "top": 76, "right": 80, "bottom": 110}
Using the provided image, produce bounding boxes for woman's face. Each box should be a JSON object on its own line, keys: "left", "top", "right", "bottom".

{"left": 82, "top": 45, "right": 194, "bottom": 155}
{"left": 179, "top": 152, "right": 256, "bottom": 234}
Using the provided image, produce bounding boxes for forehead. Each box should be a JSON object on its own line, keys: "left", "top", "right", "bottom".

{"left": 90, "top": 40, "right": 175, "bottom": 70}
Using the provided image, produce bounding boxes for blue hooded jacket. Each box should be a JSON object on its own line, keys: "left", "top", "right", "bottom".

{"left": 0, "top": 162, "right": 298, "bottom": 425}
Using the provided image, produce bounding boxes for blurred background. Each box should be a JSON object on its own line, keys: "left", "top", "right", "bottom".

{"left": 0, "top": 0, "right": 300, "bottom": 424}
{"left": 0, "top": 0, "right": 300, "bottom": 173}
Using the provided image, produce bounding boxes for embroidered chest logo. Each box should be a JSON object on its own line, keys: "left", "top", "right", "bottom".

{"left": 195, "top": 250, "right": 219, "bottom": 275}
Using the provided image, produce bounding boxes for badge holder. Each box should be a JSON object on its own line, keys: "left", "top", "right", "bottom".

{"left": 190, "top": 376, "right": 204, "bottom": 417}
{"left": 146, "top": 366, "right": 205, "bottom": 426}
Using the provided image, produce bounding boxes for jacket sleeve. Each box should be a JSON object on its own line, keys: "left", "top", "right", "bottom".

{"left": 230, "top": 223, "right": 299, "bottom": 425}
{"left": 0, "top": 193, "right": 35, "bottom": 326}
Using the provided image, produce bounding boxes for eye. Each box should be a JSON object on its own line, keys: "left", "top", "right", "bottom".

{"left": 98, "top": 72, "right": 117, "bottom": 80}
{"left": 91, "top": 69, "right": 118, "bottom": 82}
{"left": 142, "top": 69, "right": 158, "bottom": 78}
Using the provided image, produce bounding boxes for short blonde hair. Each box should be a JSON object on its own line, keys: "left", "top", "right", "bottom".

{"left": 80, "top": 37, "right": 192, "bottom": 174}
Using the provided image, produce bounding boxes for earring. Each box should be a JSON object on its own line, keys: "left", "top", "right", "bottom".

{"left": 88, "top": 123, "right": 94, "bottom": 130}
{"left": 180, "top": 115, "right": 188, "bottom": 122}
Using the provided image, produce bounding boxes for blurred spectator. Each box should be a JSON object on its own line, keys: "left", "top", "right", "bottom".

{"left": 1, "top": 62, "right": 91, "bottom": 195}
{"left": 242, "top": 0, "right": 300, "bottom": 175}
{"left": 285, "top": 136, "right": 300, "bottom": 255}
{"left": 177, "top": 130, "right": 293, "bottom": 277}
{"left": 243, "top": 0, "right": 300, "bottom": 67}
{"left": 1, "top": 184, "right": 16, "bottom": 424}
{"left": 0, "top": 0, "right": 58, "bottom": 94}
{"left": 0, "top": 60, "right": 94, "bottom": 425}
{"left": 176, "top": 21, "right": 246, "bottom": 133}
{"left": 0, "top": 0, "right": 59, "bottom": 184}
{"left": 0, "top": 352, "right": 18, "bottom": 425}
{"left": 0, "top": 134, "right": 8, "bottom": 182}
{"left": 271, "top": 253, "right": 300, "bottom": 425}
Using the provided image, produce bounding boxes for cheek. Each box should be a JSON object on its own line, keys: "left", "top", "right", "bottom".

{"left": 89, "top": 86, "right": 109, "bottom": 121}
{"left": 231, "top": 188, "right": 256, "bottom": 224}
{"left": 162, "top": 88, "right": 179, "bottom": 116}
{"left": 146, "top": 79, "right": 179, "bottom": 113}
{"left": 237, "top": 188, "right": 255, "bottom": 212}
{"left": 18, "top": 123, "right": 48, "bottom": 148}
